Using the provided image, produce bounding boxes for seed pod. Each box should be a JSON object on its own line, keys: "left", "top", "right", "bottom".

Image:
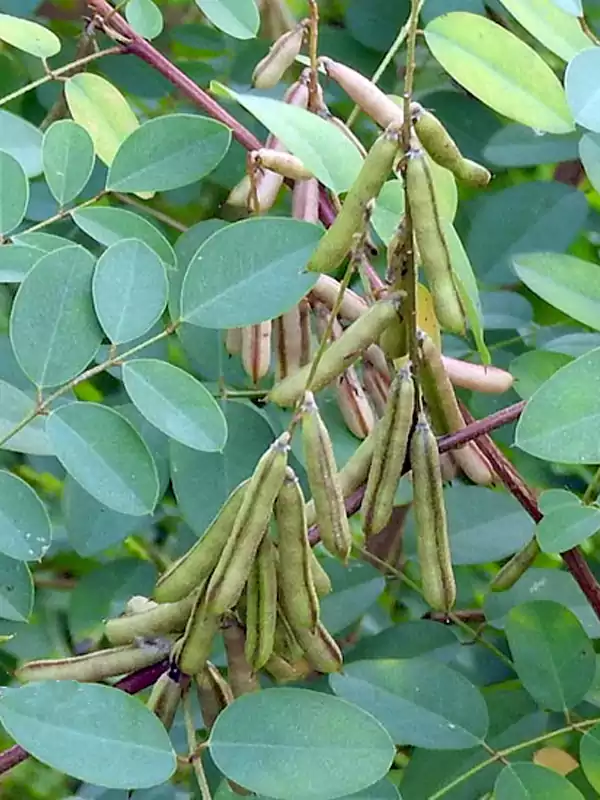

{"left": 309, "top": 550, "right": 332, "bottom": 596}
{"left": 268, "top": 294, "right": 401, "bottom": 407}
{"left": 245, "top": 535, "right": 278, "bottom": 670}
{"left": 406, "top": 148, "right": 465, "bottom": 335}
{"left": 307, "top": 124, "right": 403, "bottom": 274}
{"left": 452, "top": 441, "right": 495, "bottom": 486}
{"left": 310, "top": 274, "right": 368, "bottom": 322}
{"left": 226, "top": 328, "right": 243, "bottom": 356}
{"left": 264, "top": 653, "right": 312, "bottom": 683}
{"left": 385, "top": 218, "right": 412, "bottom": 288}
{"left": 17, "top": 640, "right": 171, "bottom": 683}
{"left": 362, "top": 365, "right": 415, "bottom": 537}
{"left": 106, "top": 593, "right": 197, "bottom": 645}
{"left": 177, "top": 593, "right": 220, "bottom": 676}
{"left": 363, "top": 359, "right": 391, "bottom": 417}
{"left": 419, "top": 332, "right": 467, "bottom": 438}
{"left": 410, "top": 413, "right": 456, "bottom": 612}
{"left": 223, "top": 617, "right": 260, "bottom": 696}
{"left": 295, "top": 622, "right": 343, "bottom": 674}
{"left": 306, "top": 426, "right": 377, "bottom": 526}
{"left": 320, "top": 57, "right": 403, "bottom": 129}
{"left": 275, "top": 467, "right": 320, "bottom": 633}
{"left": 255, "top": 148, "right": 313, "bottom": 180}
{"left": 147, "top": 669, "right": 183, "bottom": 731}
{"left": 411, "top": 104, "right": 491, "bottom": 188}
{"left": 250, "top": 167, "right": 285, "bottom": 214}
{"left": 252, "top": 22, "right": 307, "bottom": 89}
{"left": 241, "top": 322, "right": 272, "bottom": 383}
{"left": 227, "top": 174, "right": 252, "bottom": 208}
{"left": 273, "top": 605, "right": 305, "bottom": 662}
{"left": 125, "top": 595, "right": 158, "bottom": 615}
{"left": 275, "top": 305, "right": 304, "bottom": 380}
{"left": 154, "top": 481, "right": 249, "bottom": 604}
{"left": 206, "top": 433, "right": 290, "bottom": 614}
{"left": 298, "top": 298, "right": 312, "bottom": 366}
{"left": 301, "top": 392, "right": 352, "bottom": 561}
{"left": 336, "top": 367, "right": 376, "bottom": 439}
{"left": 292, "top": 177, "right": 320, "bottom": 223}
{"left": 196, "top": 662, "right": 234, "bottom": 731}
{"left": 364, "top": 344, "right": 391, "bottom": 383}
{"left": 378, "top": 314, "right": 407, "bottom": 361}
{"left": 491, "top": 539, "right": 540, "bottom": 592}
{"left": 441, "top": 355, "right": 514, "bottom": 394}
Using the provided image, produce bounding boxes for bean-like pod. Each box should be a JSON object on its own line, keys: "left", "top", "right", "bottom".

{"left": 301, "top": 392, "right": 352, "bottom": 561}
{"left": 241, "top": 322, "right": 272, "bottom": 383}
{"left": 410, "top": 413, "right": 456, "bottom": 612}
{"left": 268, "top": 294, "right": 401, "bottom": 407}
{"left": 362, "top": 365, "right": 415, "bottom": 537}
{"left": 452, "top": 440, "right": 495, "bottom": 486}
{"left": 196, "top": 662, "right": 234, "bottom": 731}
{"left": 222, "top": 617, "right": 260, "bottom": 696}
{"left": 147, "top": 668, "right": 184, "bottom": 731}
{"left": 227, "top": 175, "right": 252, "bottom": 208}
{"left": 294, "top": 621, "right": 343, "bottom": 674}
{"left": 419, "top": 331, "right": 468, "bottom": 438}
{"left": 206, "top": 433, "right": 290, "bottom": 614}
{"left": 176, "top": 593, "right": 220, "bottom": 676}
{"left": 405, "top": 148, "right": 465, "bottom": 335}
{"left": 17, "top": 640, "right": 170, "bottom": 684}
{"left": 362, "top": 359, "right": 391, "bottom": 417}
{"left": 292, "top": 177, "right": 320, "bottom": 223}
{"left": 411, "top": 104, "right": 491, "bottom": 188}
{"left": 154, "top": 481, "right": 249, "bottom": 603}
{"left": 275, "top": 467, "right": 320, "bottom": 633}
{"left": 254, "top": 148, "right": 314, "bottom": 180}
{"left": 252, "top": 22, "right": 307, "bottom": 89}
{"left": 226, "top": 328, "right": 243, "bottom": 356}
{"left": 336, "top": 367, "right": 376, "bottom": 439}
{"left": 275, "top": 305, "right": 304, "bottom": 380}
{"left": 244, "top": 535, "right": 278, "bottom": 671}
{"left": 264, "top": 653, "right": 312, "bottom": 683}
{"left": 307, "top": 124, "right": 403, "bottom": 274}
{"left": 491, "top": 539, "right": 540, "bottom": 592}
{"left": 310, "top": 275, "right": 368, "bottom": 322}
{"left": 320, "top": 57, "right": 403, "bottom": 129}
{"left": 309, "top": 550, "right": 333, "bottom": 596}
{"left": 441, "top": 355, "right": 514, "bottom": 394}
{"left": 106, "top": 593, "right": 197, "bottom": 645}
{"left": 273, "top": 605, "right": 305, "bottom": 662}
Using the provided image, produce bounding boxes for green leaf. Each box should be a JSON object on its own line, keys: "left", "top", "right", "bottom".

{"left": 0, "top": 13, "right": 61, "bottom": 58}
{"left": 209, "top": 688, "right": 395, "bottom": 800}
{"left": 495, "top": 761, "right": 584, "bottom": 799}
{"left": 42, "top": 120, "right": 95, "bottom": 206}
{"left": 170, "top": 400, "right": 273, "bottom": 535}
{"left": 72, "top": 206, "right": 176, "bottom": 269}
{"left": 170, "top": 219, "right": 227, "bottom": 317}
{"left": 0, "top": 110, "right": 43, "bottom": 177}
{"left": 107, "top": 114, "right": 231, "bottom": 193}
{"left": 194, "top": 0, "right": 259, "bottom": 40}
{"left": 536, "top": 503, "right": 600, "bottom": 553}
{"left": 550, "top": 0, "right": 581, "bottom": 13}
{"left": 0, "top": 554, "right": 32, "bottom": 621}
{"left": 46, "top": 402, "right": 159, "bottom": 516}
{"left": 0, "top": 380, "right": 53, "bottom": 455}
{"left": 320, "top": 561, "right": 385, "bottom": 636}
{"left": 538, "top": 488, "right": 580, "bottom": 514}
{"left": 481, "top": 290, "right": 533, "bottom": 330}
{"left": 565, "top": 48, "right": 600, "bottom": 134}
{"left": 579, "top": 133, "right": 600, "bottom": 195}
{"left": 444, "top": 222, "right": 489, "bottom": 363}
{"left": 214, "top": 84, "right": 364, "bottom": 193}
{"left": 513, "top": 253, "right": 600, "bottom": 332}
{"left": 0, "top": 681, "right": 176, "bottom": 788}
{"left": 0, "top": 233, "right": 77, "bottom": 283}
{"left": 122, "top": 359, "right": 227, "bottom": 452}
{"left": 424, "top": 12, "right": 574, "bottom": 133}
{"left": 510, "top": 350, "right": 572, "bottom": 401}
{"left": 0, "top": 471, "right": 51, "bottom": 561}
{"left": 117, "top": 401, "right": 170, "bottom": 495}
{"left": 0, "top": 151, "right": 28, "bottom": 235}
{"left": 65, "top": 73, "right": 139, "bottom": 167}
{"left": 580, "top": 723, "right": 600, "bottom": 793}
{"left": 125, "top": 0, "right": 164, "bottom": 39}
{"left": 9, "top": 245, "right": 102, "bottom": 388}
{"left": 515, "top": 346, "right": 600, "bottom": 464}
{"left": 347, "top": 620, "right": 458, "bottom": 663}
{"left": 181, "top": 217, "right": 320, "bottom": 328}
{"left": 92, "top": 239, "right": 167, "bottom": 344}
{"left": 497, "top": 0, "right": 590, "bottom": 60}
{"left": 330, "top": 659, "right": 489, "bottom": 749}
{"left": 484, "top": 124, "right": 580, "bottom": 168}
{"left": 506, "top": 600, "right": 595, "bottom": 710}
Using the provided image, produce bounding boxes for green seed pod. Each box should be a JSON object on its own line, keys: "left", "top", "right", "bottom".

{"left": 268, "top": 294, "right": 401, "bottom": 408}
{"left": 491, "top": 539, "right": 540, "bottom": 592}
{"left": 311, "top": 274, "right": 368, "bottom": 322}
{"left": 264, "top": 653, "right": 312, "bottom": 683}
{"left": 307, "top": 125, "right": 403, "bottom": 274}
{"left": 17, "top": 640, "right": 171, "bottom": 684}
{"left": 106, "top": 593, "right": 197, "bottom": 646}
{"left": 418, "top": 331, "right": 467, "bottom": 438}
{"left": 147, "top": 670, "right": 183, "bottom": 731}
{"left": 223, "top": 617, "right": 261, "bottom": 696}
{"left": 196, "top": 662, "right": 234, "bottom": 731}
{"left": 176, "top": 592, "right": 220, "bottom": 676}
{"left": 309, "top": 550, "right": 332, "bottom": 597}
{"left": 206, "top": 433, "right": 290, "bottom": 614}
{"left": 410, "top": 413, "right": 456, "bottom": 613}
{"left": 411, "top": 104, "right": 491, "bottom": 188}
{"left": 275, "top": 467, "right": 320, "bottom": 633}
{"left": 154, "top": 481, "right": 249, "bottom": 603}
{"left": 252, "top": 23, "right": 306, "bottom": 89}
{"left": 301, "top": 392, "right": 352, "bottom": 562}
{"left": 405, "top": 148, "right": 465, "bottom": 335}
{"left": 295, "top": 622, "right": 343, "bottom": 674}
{"left": 362, "top": 365, "right": 415, "bottom": 537}
{"left": 244, "top": 535, "right": 278, "bottom": 670}
{"left": 273, "top": 605, "right": 305, "bottom": 662}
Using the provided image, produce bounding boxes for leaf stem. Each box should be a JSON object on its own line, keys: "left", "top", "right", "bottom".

{"left": 18, "top": 191, "right": 107, "bottom": 236}
{"left": 111, "top": 192, "right": 188, "bottom": 232}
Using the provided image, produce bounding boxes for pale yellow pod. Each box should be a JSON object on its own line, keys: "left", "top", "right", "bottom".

{"left": 310, "top": 274, "right": 368, "bottom": 322}
{"left": 295, "top": 622, "right": 343, "bottom": 674}
{"left": 106, "top": 593, "right": 197, "bottom": 646}
{"left": 320, "top": 57, "right": 404, "bottom": 129}
{"left": 292, "top": 178, "right": 320, "bottom": 223}
{"left": 441, "top": 355, "right": 514, "bottom": 394}
{"left": 227, "top": 175, "right": 252, "bottom": 208}
{"left": 264, "top": 653, "right": 312, "bottom": 683}
{"left": 336, "top": 366, "right": 376, "bottom": 440}
{"left": 226, "top": 328, "right": 243, "bottom": 356}
{"left": 252, "top": 23, "right": 307, "bottom": 89}
{"left": 275, "top": 305, "right": 304, "bottom": 380}
{"left": 147, "top": 671, "right": 183, "bottom": 731}
{"left": 362, "top": 360, "right": 390, "bottom": 417}
{"left": 241, "top": 321, "right": 272, "bottom": 383}
{"left": 251, "top": 169, "right": 285, "bottom": 214}
{"left": 255, "top": 149, "right": 314, "bottom": 180}
{"left": 452, "top": 441, "right": 495, "bottom": 486}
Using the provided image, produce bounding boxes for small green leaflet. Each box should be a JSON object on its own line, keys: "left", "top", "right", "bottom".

{"left": 42, "top": 120, "right": 95, "bottom": 206}
{"left": 125, "top": 0, "right": 164, "bottom": 40}
{"left": 497, "top": 0, "right": 590, "bottom": 61}
{"left": 0, "top": 471, "right": 51, "bottom": 561}
{"left": 0, "top": 110, "right": 43, "bottom": 178}
{"left": 0, "top": 13, "right": 61, "bottom": 58}
{"left": 536, "top": 502, "right": 600, "bottom": 553}
{"left": 0, "top": 554, "right": 33, "bottom": 622}
{"left": 565, "top": 48, "right": 600, "bottom": 133}
{"left": 0, "top": 151, "right": 28, "bottom": 236}
{"left": 495, "top": 762, "right": 584, "bottom": 799}
{"left": 194, "top": 0, "right": 259, "bottom": 40}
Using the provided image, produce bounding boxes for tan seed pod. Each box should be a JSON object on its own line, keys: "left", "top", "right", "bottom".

{"left": 310, "top": 274, "right": 368, "bottom": 322}
{"left": 362, "top": 360, "right": 391, "bottom": 417}
{"left": 258, "top": 0, "right": 297, "bottom": 39}
{"left": 196, "top": 662, "right": 234, "bottom": 731}
{"left": 226, "top": 328, "right": 243, "bottom": 356}
{"left": 441, "top": 355, "right": 514, "bottom": 394}
{"left": 177, "top": 592, "right": 220, "bottom": 676}
{"left": 255, "top": 148, "right": 314, "bottom": 180}
{"left": 273, "top": 605, "right": 305, "bottom": 662}
{"left": 275, "top": 467, "right": 320, "bottom": 633}
{"left": 292, "top": 177, "right": 320, "bottom": 223}
{"left": 268, "top": 294, "right": 401, "bottom": 407}
{"left": 275, "top": 305, "right": 304, "bottom": 380}
{"left": 320, "top": 57, "right": 404, "bottom": 129}
{"left": 206, "top": 433, "right": 290, "bottom": 614}
{"left": 301, "top": 391, "right": 352, "bottom": 561}
{"left": 362, "top": 365, "right": 415, "bottom": 537}
{"left": 223, "top": 617, "right": 261, "bottom": 696}
{"left": 363, "top": 344, "right": 391, "bottom": 383}
{"left": 154, "top": 481, "right": 249, "bottom": 604}
{"left": 309, "top": 549, "right": 332, "bottom": 596}
{"left": 336, "top": 366, "right": 376, "bottom": 439}
{"left": 227, "top": 175, "right": 252, "bottom": 208}
{"left": 295, "top": 621, "right": 343, "bottom": 674}
{"left": 147, "top": 670, "right": 183, "bottom": 731}
{"left": 250, "top": 168, "right": 285, "bottom": 214}
{"left": 241, "top": 321, "right": 272, "bottom": 383}
{"left": 264, "top": 653, "right": 312, "bottom": 683}
{"left": 298, "top": 298, "right": 312, "bottom": 366}
{"left": 106, "top": 593, "right": 197, "bottom": 646}
{"left": 252, "top": 22, "right": 307, "bottom": 89}
{"left": 451, "top": 440, "right": 495, "bottom": 487}
{"left": 410, "top": 413, "right": 456, "bottom": 613}
{"left": 491, "top": 539, "right": 540, "bottom": 592}
{"left": 245, "top": 535, "right": 278, "bottom": 670}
